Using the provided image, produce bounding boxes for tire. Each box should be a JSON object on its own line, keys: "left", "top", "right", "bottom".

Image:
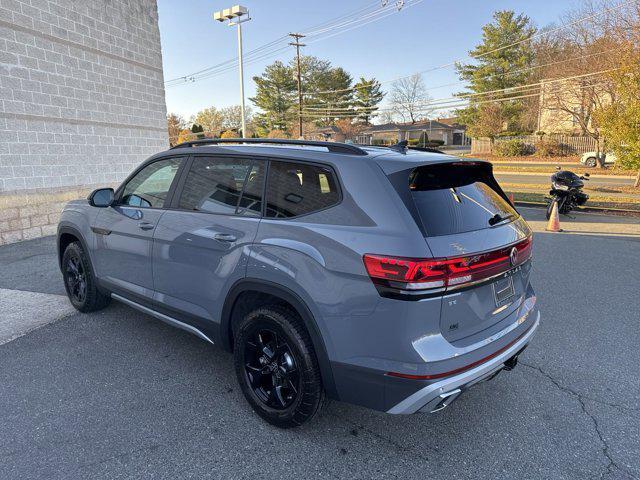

{"left": 233, "top": 305, "right": 325, "bottom": 428}
{"left": 62, "top": 241, "right": 110, "bottom": 312}
{"left": 545, "top": 201, "right": 553, "bottom": 220}
{"left": 584, "top": 157, "right": 597, "bottom": 168}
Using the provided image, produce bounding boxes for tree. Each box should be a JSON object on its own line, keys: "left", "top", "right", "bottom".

{"left": 191, "top": 123, "right": 204, "bottom": 139}
{"left": 534, "top": 2, "right": 624, "bottom": 163}
{"left": 193, "top": 107, "right": 223, "bottom": 136}
{"left": 251, "top": 60, "right": 297, "bottom": 132}
{"left": 220, "top": 105, "right": 253, "bottom": 134}
{"left": 177, "top": 129, "right": 193, "bottom": 144}
{"left": 220, "top": 129, "right": 237, "bottom": 139}
{"left": 390, "top": 74, "right": 430, "bottom": 124}
{"left": 456, "top": 11, "right": 537, "bottom": 136}
{"left": 335, "top": 118, "right": 364, "bottom": 141}
{"left": 167, "top": 113, "right": 185, "bottom": 146}
{"left": 595, "top": 45, "right": 640, "bottom": 186}
{"left": 353, "top": 77, "right": 385, "bottom": 124}
{"left": 306, "top": 63, "right": 354, "bottom": 126}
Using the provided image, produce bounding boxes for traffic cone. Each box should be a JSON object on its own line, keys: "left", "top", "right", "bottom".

{"left": 546, "top": 200, "right": 562, "bottom": 232}
{"left": 508, "top": 192, "right": 515, "bottom": 206}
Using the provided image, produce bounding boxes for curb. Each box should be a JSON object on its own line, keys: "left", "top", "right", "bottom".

{"left": 515, "top": 201, "right": 640, "bottom": 217}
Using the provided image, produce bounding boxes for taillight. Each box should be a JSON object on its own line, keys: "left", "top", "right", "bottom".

{"left": 363, "top": 237, "right": 532, "bottom": 293}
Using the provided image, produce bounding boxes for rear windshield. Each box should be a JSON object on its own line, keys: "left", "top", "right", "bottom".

{"left": 404, "top": 163, "right": 517, "bottom": 237}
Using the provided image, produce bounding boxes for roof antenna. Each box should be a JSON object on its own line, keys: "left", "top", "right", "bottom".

{"left": 388, "top": 140, "right": 408, "bottom": 153}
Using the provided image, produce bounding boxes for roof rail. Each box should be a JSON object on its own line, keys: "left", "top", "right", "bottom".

{"left": 360, "top": 141, "right": 444, "bottom": 155}
{"left": 170, "top": 138, "right": 368, "bottom": 156}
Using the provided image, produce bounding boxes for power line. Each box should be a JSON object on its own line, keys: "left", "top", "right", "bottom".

{"left": 299, "top": 0, "right": 632, "bottom": 98}
{"left": 165, "top": 0, "right": 420, "bottom": 87}
{"left": 301, "top": 69, "right": 615, "bottom": 114}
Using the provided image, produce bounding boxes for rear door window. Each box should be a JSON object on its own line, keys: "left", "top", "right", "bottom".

{"left": 406, "top": 163, "right": 517, "bottom": 236}
{"left": 265, "top": 161, "right": 340, "bottom": 218}
{"left": 178, "top": 156, "right": 265, "bottom": 216}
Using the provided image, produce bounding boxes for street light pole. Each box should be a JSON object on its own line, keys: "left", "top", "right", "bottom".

{"left": 237, "top": 20, "right": 246, "bottom": 137}
{"left": 214, "top": 5, "right": 250, "bottom": 137}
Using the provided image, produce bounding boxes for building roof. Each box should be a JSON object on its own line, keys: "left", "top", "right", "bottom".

{"left": 362, "top": 119, "right": 464, "bottom": 133}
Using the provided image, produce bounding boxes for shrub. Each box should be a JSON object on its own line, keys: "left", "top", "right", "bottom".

{"left": 267, "top": 129, "right": 289, "bottom": 139}
{"left": 220, "top": 130, "right": 237, "bottom": 139}
{"left": 535, "top": 138, "right": 567, "bottom": 157}
{"left": 407, "top": 138, "right": 420, "bottom": 146}
{"left": 494, "top": 139, "right": 533, "bottom": 157}
{"left": 372, "top": 138, "right": 387, "bottom": 145}
{"left": 426, "top": 140, "right": 445, "bottom": 147}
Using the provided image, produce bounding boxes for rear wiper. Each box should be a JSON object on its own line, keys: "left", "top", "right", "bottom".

{"left": 488, "top": 213, "right": 515, "bottom": 226}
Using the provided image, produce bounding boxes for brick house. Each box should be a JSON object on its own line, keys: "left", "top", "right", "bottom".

{"left": 0, "top": 0, "right": 168, "bottom": 245}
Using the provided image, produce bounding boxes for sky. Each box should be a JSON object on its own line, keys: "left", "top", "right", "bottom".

{"left": 158, "top": 0, "right": 581, "bottom": 120}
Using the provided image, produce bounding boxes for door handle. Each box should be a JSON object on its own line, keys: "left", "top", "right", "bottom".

{"left": 213, "top": 233, "right": 237, "bottom": 242}
{"left": 138, "top": 221, "right": 155, "bottom": 231}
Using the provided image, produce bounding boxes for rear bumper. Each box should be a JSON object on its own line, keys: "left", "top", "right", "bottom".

{"left": 386, "top": 311, "right": 540, "bottom": 414}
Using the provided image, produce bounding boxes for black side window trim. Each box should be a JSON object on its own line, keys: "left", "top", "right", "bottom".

{"left": 168, "top": 153, "right": 267, "bottom": 217}
{"left": 263, "top": 158, "right": 343, "bottom": 221}
{"left": 114, "top": 155, "right": 189, "bottom": 210}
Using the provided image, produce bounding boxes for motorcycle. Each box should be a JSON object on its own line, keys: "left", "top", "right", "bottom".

{"left": 546, "top": 168, "right": 590, "bottom": 219}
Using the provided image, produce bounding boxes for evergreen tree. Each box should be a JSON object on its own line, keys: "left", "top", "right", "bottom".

{"left": 353, "top": 77, "right": 385, "bottom": 124}
{"left": 456, "top": 11, "right": 536, "bottom": 137}
{"left": 250, "top": 60, "right": 297, "bottom": 132}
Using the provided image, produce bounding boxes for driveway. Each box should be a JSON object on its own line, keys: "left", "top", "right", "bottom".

{"left": 1, "top": 209, "right": 639, "bottom": 479}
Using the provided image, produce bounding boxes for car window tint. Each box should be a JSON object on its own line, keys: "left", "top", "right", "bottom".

{"left": 179, "top": 156, "right": 264, "bottom": 216}
{"left": 120, "top": 158, "right": 181, "bottom": 208}
{"left": 265, "top": 161, "right": 339, "bottom": 218}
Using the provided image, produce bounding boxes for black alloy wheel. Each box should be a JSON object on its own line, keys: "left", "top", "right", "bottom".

{"left": 61, "top": 241, "right": 110, "bottom": 312}
{"left": 243, "top": 328, "right": 300, "bottom": 410}
{"left": 65, "top": 253, "right": 87, "bottom": 304}
{"left": 233, "top": 306, "right": 325, "bottom": 428}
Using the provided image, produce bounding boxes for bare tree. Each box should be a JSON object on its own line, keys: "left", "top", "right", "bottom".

{"left": 534, "top": 0, "right": 633, "bottom": 164}
{"left": 390, "top": 74, "right": 431, "bottom": 124}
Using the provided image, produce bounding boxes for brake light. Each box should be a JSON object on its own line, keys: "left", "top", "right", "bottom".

{"left": 363, "top": 237, "right": 532, "bottom": 292}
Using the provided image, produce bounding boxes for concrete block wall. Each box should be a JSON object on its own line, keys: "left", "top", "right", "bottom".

{"left": 0, "top": 0, "right": 168, "bottom": 245}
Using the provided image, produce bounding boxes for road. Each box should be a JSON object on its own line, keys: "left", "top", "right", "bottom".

{"left": 1, "top": 209, "right": 639, "bottom": 480}
{"left": 495, "top": 171, "right": 636, "bottom": 187}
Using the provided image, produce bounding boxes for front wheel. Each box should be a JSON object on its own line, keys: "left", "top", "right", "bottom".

{"left": 584, "top": 157, "right": 597, "bottom": 168}
{"left": 62, "top": 241, "right": 110, "bottom": 312}
{"left": 233, "top": 306, "right": 325, "bottom": 428}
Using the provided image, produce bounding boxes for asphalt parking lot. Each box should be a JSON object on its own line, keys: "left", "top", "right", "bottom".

{"left": 1, "top": 208, "right": 639, "bottom": 480}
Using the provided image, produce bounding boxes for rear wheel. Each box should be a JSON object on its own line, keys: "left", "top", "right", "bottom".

{"left": 233, "top": 306, "right": 325, "bottom": 428}
{"left": 584, "top": 157, "right": 597, "bottom": 168}
{"left": 62, "top": 241, "right": 110, "bottom": 312}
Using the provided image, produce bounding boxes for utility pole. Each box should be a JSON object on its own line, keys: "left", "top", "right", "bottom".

{"left": 289, "top": 33, "right": 305, "bottom": 139}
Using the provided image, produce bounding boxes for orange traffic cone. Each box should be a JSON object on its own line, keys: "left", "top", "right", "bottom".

{"left": 546, "top": 200, "right": 562, "bottom": 232}
{"left": 508, "top": 192, "right": 515, "bottom": 206}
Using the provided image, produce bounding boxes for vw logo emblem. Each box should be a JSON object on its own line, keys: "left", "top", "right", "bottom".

{"left": 509, "top": 247, "right": 518, "bottom": 267}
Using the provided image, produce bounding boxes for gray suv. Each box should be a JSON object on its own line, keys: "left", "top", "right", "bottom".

{"left": 57, "top": 138, "right": 540, "bottom": 428}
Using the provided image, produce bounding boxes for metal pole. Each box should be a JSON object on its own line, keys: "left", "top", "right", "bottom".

{"left": 237, "top": 21, "right": 246, "bottom": 137}
{"left": 289, "top": 33, "right": 306, "bottom": 139}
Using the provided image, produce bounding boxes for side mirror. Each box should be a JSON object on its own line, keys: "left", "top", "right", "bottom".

{"left": 88, "top": 188, "right": 114, "bottom": 208}
{"left": 583, "top": 172, "right": 590, "bottom": 178}
{"left": 555, "top": 165, "right": 561, "bottom": 170}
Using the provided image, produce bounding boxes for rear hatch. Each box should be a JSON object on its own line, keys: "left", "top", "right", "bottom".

{"left": 385, "top": 160, "right": 533, "bottom": 345}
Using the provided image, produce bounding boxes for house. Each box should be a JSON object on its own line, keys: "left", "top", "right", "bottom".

{"left": 355, "top": 119, "right": 470, "bottom": 146}
{"left": 537, "top": 77, "right": 613, "bottom": 134}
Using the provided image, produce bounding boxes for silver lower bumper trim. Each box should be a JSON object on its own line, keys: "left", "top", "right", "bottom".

{"left": 387, "top": 312, "right": 540, "bottom": 414}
